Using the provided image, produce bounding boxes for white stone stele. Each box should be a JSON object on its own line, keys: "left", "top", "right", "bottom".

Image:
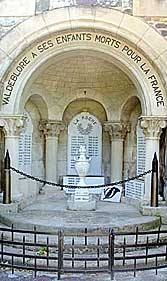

{"left": 67, "top": 145, "right": 96, "bottom": 211}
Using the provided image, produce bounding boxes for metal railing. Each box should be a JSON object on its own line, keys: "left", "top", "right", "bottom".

{"left": 0, "top": 226, "right": 166, "bottom": 280}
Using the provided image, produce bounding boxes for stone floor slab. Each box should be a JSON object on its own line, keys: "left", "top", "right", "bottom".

{"left": 0, "top": 188, "right": 161, "bottom": 233}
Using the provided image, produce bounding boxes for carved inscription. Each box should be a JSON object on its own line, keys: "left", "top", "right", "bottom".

{"left": 2, "top": 32, "right": 165, "bottom": 108}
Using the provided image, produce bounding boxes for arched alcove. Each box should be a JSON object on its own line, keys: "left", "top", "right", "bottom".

{"left": 18, "top": 94, "right": 49, "bottom": 196}
{"left": 63, "top": 98, "right": 107, "bottom": 123}
{"left": 121, "top": 96, "right": 142, "bottom": 179}
{"left": 121, "top": 96, "right": 142, "bottom": 122}
{"left": 22, "top": 94, "right": 48, "bottom": 120}
{"left": 58, "top": 98, "right": 110, "bottom": 180}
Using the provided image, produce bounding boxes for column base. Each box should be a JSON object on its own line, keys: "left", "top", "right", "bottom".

{"left": 0, "top": 202, "right": 19, "bottom": 214}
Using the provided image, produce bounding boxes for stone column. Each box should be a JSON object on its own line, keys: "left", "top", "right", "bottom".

{"left": 104, "top": 122, "right": 130, "bottom": 182}
{"left": 1, "top": 116, "right": 26, "bottom": 201}
{"left": 40, "top": 121, "right": 65, "bottom": 184}
{"left": 140, "top": 117, "right": 167, "bottom": 202}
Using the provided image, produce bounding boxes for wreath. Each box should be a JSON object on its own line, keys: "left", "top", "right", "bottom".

{"left": 77, "top": 123, "right": 93, "bottom": 135}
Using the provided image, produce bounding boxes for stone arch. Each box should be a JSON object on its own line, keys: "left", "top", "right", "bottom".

{"left": 0, "top": 6, "right": 167, "bottom": 203}
{"left": 62, "top": 98, "right": 107, "bottom": 124}
{"left": 19, "top": 83, "right": 49, "bottom": 118}
{"left": 0, "top": 6, "right": 167, "bottom": 72}
{"left": 15, "top": 48, "right": 138, "bottom": 121}
{"left": 121, "top": 96, "right": 142, "bottom": 122}
{"left": 24, "top": 94, "right": 48, "bottom": 121}
{"left": 0, "top": 6, "right": 166, "bottom": 117}
{"left": 59, "top": 98, "right": 110, "bottom": 179}
{"left": 121, "top": 96, "right": 142, "bottom": 179}
{"left": 0, "top": 45, "right": 159, "bottom": 116}
{"left": 22, "top": 95, "right": 47, "bottom": 194}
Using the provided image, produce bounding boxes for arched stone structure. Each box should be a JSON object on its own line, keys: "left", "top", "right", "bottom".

{"left": 121, "top": 96, "right": 142, "bottom": 179}
{"left": 62, "top": 99, "right": 109, "bottom": 180}
{"left": 0, "top": 6, "right": 167, "bottom": 203}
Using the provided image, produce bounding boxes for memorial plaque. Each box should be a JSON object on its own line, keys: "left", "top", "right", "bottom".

{"left": 63, "top": 176, "right": 104, "bottom": 194}
{"left": 125, "top": 124, "right": 145, "bottom": 200}
{"left": 137, "top": 125, "right": 146, "bottom": 175}
{"left": 125, "top": 180, "right": 144, "bottom": 199}
{"left": 19, "top": 112, "right": 33, "bottom": 175}
{"left": 68, "top": 112, "right": 102, "bottom": 175}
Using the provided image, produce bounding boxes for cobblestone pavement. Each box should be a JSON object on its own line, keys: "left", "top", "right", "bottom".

{"left": 0, "top": 270, "right": 167, "bottom": 281}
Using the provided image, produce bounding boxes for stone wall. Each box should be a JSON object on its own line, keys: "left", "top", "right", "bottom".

{"left": 0, "top": 17, "right": 28, "bottom": 38}
{"left": 133, "top": 0, "right": 167, "bottom": 17}
{"left": 0, "top": 0, "right": 167, "bottom": 41}
{"left": 0, "top": 0, "right": 133, "bottom": 39}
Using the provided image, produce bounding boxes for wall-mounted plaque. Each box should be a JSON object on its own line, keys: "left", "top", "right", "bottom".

{"left": 19, "top": 112, "right": 33, "bottom": 175}
{"left": 137, "top": 124, "right": 146, "bottom": 175}
{"left": 125, "top": 180, "right": 144, "bottom": 199}
{"left": 67, "top": 112, "right": 102, "bottom": 175}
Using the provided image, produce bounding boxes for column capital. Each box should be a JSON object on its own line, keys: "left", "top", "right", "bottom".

{"left": 104, "top": 121, "right": 130, "bottom": 140}
{"left": 139, "top": 116, "right": 167, "bottom": 139}
{"left": 0, "top": 115, "right": 26, "bottom": 136}
{"left": 39, "top": 120, "right": 66, "bottom": 137}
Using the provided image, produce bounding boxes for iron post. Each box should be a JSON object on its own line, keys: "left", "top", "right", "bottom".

{"left": 3, "top": 150, "right": 11, "bottom": 204}
{"left": 151, "top": 152, "right": 158, "bottom": 207}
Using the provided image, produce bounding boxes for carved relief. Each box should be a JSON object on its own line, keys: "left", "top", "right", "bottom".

{"left": 39, "top": 120, "right": 66, "bottom": 137}
{"left": 140, "top": 117, "right": 167, "bottom": 139}
{"left": 0, "top": 116, "right": 26, "bottom": 136}
{"left": 104, "top": 122, "right": 130, "bottom": 140}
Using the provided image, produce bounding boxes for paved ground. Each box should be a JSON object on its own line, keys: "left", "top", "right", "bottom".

{"left": 0, "top": 269, "right": 167, "bottom": 281}
{"left": 0, "top": 188, "right": 160, "bottom": 232}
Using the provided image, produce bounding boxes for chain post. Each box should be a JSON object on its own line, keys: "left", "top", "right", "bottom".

{"left": 151, "top": 152, "right": 158, "bottom": 207}
{"left": 108, "top": 229, "right": 115, "bottom": 281}
{"left": 58, "top": 230, "right": 64, "bottom": 280}
{"left": 3, "top": 150, "right": 11, "bottom": 204}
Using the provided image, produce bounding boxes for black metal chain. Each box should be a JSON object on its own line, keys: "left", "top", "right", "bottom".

{"left": 10, "top": 166, "right": 152, "bottom": 189}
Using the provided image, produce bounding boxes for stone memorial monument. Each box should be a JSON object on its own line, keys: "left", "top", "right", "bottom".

{"left": 67, "top": 145, "right": 96, "bottom": 211}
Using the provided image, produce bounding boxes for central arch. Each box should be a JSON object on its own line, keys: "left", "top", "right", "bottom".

{"left": 17, "top": 48, "right": 147, "bottom": 120}
{"left": 0, "top": 7, "right": 167, "bottom": 116}
{"left": 2, "top": 40, "right": 166, "bottom": 117}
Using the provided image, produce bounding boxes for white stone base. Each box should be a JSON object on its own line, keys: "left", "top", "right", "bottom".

{"left": 67, "top": 198, "right": 96, "bottom": 211}
{"left": 67, "top": 188, "right": 96, "bottom": 210}
{"left": 0, "top": 203, "right": 19, "bottom": 214}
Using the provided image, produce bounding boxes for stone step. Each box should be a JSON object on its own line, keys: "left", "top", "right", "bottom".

{"left": 0, "top": 210, "right": 161, "bottom": 234}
